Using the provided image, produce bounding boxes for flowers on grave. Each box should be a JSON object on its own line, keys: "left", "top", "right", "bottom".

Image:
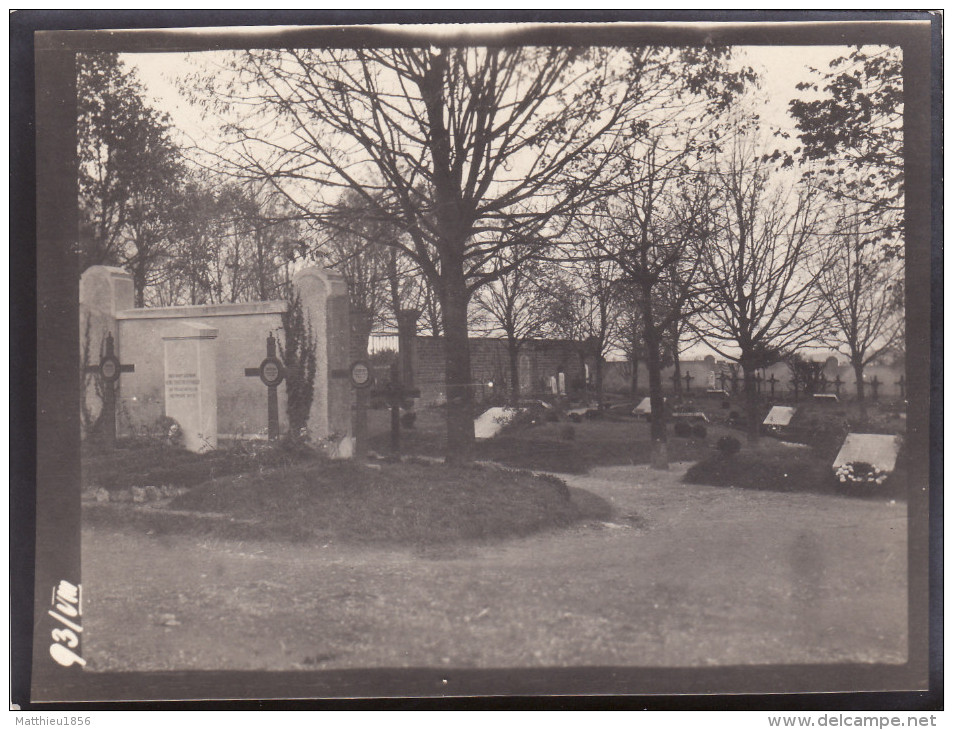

{"left": 834, "top": 461, "right": 888, "bottom": 486}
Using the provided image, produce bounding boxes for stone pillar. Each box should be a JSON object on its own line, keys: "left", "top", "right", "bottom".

{"left": 79, "top": 266, "right": 134, "bottom": 437}
{"left": 162, "top": 322, "right": 218, "bottom": 452}
{"left": 293, "top": 267, "right": 351, "bottom": 447}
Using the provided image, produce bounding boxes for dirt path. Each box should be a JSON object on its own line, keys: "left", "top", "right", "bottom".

{"left": 82, "top": 463, "right": 907, "bottom": 671}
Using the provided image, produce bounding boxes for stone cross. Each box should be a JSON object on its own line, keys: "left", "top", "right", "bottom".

{"left": 896, "top": 375, "right": 906, "bottom": 398}
{"left": 683, "top": 371, "right": 693, "bottom": 393}
{"left": 244, "top": 332, "right": 285, "bottom": 441}
{"left": 869, "top": 375, "right": 881, "bottom": 401}
{"left": 371, "top": 361, "right": 420, "bottom": 453}
{"left": 84, "top": 331, "right": 134, "bottom": 447}
{"left": 767, "top": 373, "right": 778, "bottom": 398}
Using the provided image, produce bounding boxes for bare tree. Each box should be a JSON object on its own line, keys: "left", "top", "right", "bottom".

{"left": 815, "top": 208, "right": 903, "bottom": 405}
{"left": 192, "top": 45, "right": 695, "bottom": 461}
{"left": 695, "top": 138, "right": 830, "bottom": 441}
{"left": 473, "top": 243, "right": 552, "bottom": 405}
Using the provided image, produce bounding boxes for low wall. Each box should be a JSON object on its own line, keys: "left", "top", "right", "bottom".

{"left": 116, "top": 303, "right": 289, "bottom": 438}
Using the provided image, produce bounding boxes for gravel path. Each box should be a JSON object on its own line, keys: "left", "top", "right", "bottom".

{"left": 82, "top": 462, "right": 907, "bottom": 671}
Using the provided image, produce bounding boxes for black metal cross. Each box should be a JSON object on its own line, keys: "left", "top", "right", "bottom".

{"left": 244, "top": 332, "right": 285, "bottom": 440}
{"left": 718, "top": 372, "right": 729, "bottom": 392}
{"left": 683, "top": 371, "right": 693, "bottom": 393}
{"left": 833, "top": 375, "right": 843, "bottom": 396}
{"left": 371, "top": 361, "right": 420, "bottom": 453}
{"left": 896, "top": 375, "right": 906, "bottom": 398}
{"left": 869, "top": 375, "right": 881, "bottom": 401}
{"left": 84, "top": 332, "right": 134, "bottom": 447}
{"left": 767, "top": 373, "right": 778, "bottom": 398}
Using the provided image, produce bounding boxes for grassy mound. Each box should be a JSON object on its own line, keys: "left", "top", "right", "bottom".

{"left": 684, "top": 448, "right": 906, "bottom": 501}
{"left": 165, "top": 460, "right": 611, "bottom": 545}
{"left": 82, "top": 439, "right": 317, "bottom": 491}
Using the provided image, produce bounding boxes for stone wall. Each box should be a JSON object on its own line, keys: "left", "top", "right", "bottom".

{"left": 411, "top": 335, "right": 588, "bottom": 404}
{"left": 80, "top": 265, "right": 351, "bottom": 446}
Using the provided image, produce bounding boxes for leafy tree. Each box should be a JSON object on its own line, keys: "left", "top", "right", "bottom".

{"left": 77, "top": 52, "right": 181, "bottom": 280}
{"left": 784, "top": 46, "right": 903, "bottom": 256}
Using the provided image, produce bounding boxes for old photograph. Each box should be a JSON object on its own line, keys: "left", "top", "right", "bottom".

{"left": 23, "top": 16, "right": 936, "bottom": 704}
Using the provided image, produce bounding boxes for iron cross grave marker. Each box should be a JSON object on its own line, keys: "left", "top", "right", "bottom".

{"left": 84, "top": 332, "right": 134, "bottom": 447}
{"left": 244, "top": 332, "right": 285, "bottom": 440}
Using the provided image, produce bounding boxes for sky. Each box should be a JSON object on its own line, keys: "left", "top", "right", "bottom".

{"left": 124, "top": 43, "right": 848, "bottom": 148}
{"left": 120, "top": 41, "right": 861, "bottom": 363}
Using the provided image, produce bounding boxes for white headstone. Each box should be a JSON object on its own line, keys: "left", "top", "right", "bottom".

{"left": 558, "top": 372, "right": 566, "bottom": 395}
{"left": 474, "top": 407, "right": 522, "bottom": 440}
{"left": 832, "top": 433, "right": 902, "bottom": 473}
{"left": 763, "top": 405, "right": 796, "bottom": 427}
{"left": 634, "top": 397, "right": 653, "bottom": 415}
{"left": 550, "top": 375, "right": 558, "bottom": 395}
{"left": 707, "top": 371, "right": 716, "bottom": 389}
{"left": 163, "top": 322, "right": 218, "bottom": 452}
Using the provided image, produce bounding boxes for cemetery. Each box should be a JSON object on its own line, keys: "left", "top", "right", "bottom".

{"left": 70, "top": 39, "right": 912, "bottom": 675}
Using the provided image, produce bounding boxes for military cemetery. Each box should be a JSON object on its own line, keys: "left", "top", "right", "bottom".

{"left": 66, "top": 27, "right": 917, "bottom": 692}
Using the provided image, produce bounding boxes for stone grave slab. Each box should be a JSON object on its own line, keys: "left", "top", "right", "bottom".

{"left": 632, "top": 396, "right": 669, "bottom": 416}
{"left": 163, "top": 322, "right": 218, "bottom": 452}
{"left": 763, "top": 405, "right": 796, "bottom": 427}
{"left": 813, "top": 393, "right": 839, "bottom": 403}
{"left": 832, "top": 433, "right": 902, "bottom": 473}
{"left": 474, "top": 407, "right": 523, "bottom": 440}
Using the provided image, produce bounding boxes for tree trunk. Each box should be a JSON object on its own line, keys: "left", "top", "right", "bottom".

{"left": 853, "top": 360, "right": 867, "bottom": 418}
{"left": 508, "top": 340, "right": 520, "bottom": 407}
{"left": 641, "top": 287, "right": 668, "bottom": 470}
{"left": 672, "top": 350, "right": 682, "bottom": 398}
{"left": 742, "top": 360, "right": 760, "bottom": 442}
{"left": 441, "top": 284, "right": 474, "bottom": 464}
{"left": 629, "top": 357, "right": 639, "bottom": 398}
{"left": 595, "top": 354, "right": 604, "bottom": 408}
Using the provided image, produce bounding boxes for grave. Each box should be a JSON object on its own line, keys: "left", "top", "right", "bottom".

{"left": 763, "top": 405, "right": 796, "bottom": 428}
{"left": 813, "top": 393, "right": 839, "bottom": 403}
{"left": 832, "top": 433, "right": 902, "bottom": 474}
{"left": 80, "top": 264, "right": 351, "bottom": 450}
{"left": 474, "top": 407, "right": 523, "bottom": 440}
{"left": 633, "top": 396, "right": 666, "bottom": 417}
{"left": 163, "top": 322, "right": 219, "bottom": 452}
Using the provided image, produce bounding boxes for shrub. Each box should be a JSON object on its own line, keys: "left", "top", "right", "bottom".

{"left": 673, "top": 420, "right": 693, "bottom": 438}
{"left": 716, "top": 435, "right": 741, "bottom": 456}
{"left": 692, "top": 424, "right": 707, "bottom": 439}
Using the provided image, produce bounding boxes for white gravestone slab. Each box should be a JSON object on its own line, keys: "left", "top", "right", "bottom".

{"left": 550, "top": 376, "right": 558, "bottom": 395}
{"left": 474, "top": 407, "right": 523, "bottom": 439}
{"left": 763, "top": 405, "right": 796, "bottom": 427}
{"left": 163, "top": 323, "right": 218, "bottom": 452}
{"left": 832, "top": 433, "right": 902, "bottom": 473}
{"left": 633, "top": 397, "right": 666, "bottom": 416}
{"left": 707, "top": 371, "right": 716, "bottom": 389}
{"left": 558, "top": 372, "right": 567, "bottom": 395}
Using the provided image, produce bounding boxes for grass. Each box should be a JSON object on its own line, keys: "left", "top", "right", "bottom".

{"left": 160, "top": 460, "right": 610, "bottom": 545}
{"left": 684, "top": 444, "right": 907, "bottom": 501}
{"left": 369, "top": 405, "right": 736, "bottom": 474}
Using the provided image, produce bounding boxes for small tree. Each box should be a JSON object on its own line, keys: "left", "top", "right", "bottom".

{"left": 279, "top": 290, "right": 317, "bottom": 439}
